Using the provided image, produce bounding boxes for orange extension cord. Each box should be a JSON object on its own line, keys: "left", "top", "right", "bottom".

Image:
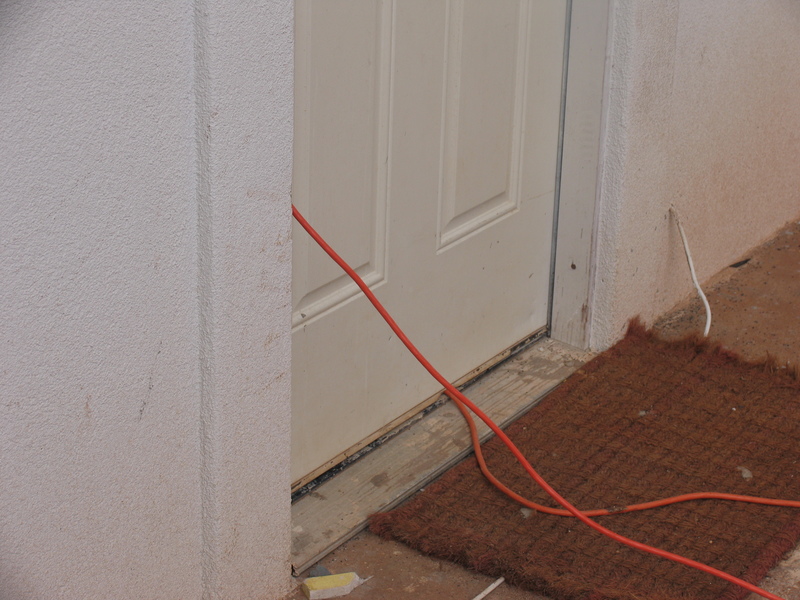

{"left": 293, "top": 205, "right": 800, "bottom": 600}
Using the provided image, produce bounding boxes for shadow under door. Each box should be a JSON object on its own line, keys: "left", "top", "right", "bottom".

{"left": 292, "top": 0, "right": 568, "bottom": 487}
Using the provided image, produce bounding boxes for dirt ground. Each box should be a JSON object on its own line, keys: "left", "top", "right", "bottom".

{"left": 284, "top": 218, "right": 800, "bottom": 600}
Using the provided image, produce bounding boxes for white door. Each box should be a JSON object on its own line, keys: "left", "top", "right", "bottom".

{"left": 292, "top": 0, "right": 568, "bottom": 485}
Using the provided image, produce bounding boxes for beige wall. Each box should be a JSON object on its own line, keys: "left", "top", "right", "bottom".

{"left": 591, "top": 0, "right": 800, "bottom": 349}
{"left": 0, "top": 2, "right": 293, "bottom": 598}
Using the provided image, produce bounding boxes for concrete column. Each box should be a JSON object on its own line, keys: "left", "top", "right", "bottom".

{"left": 0, "top": 2, "right": 293, "bottom": 598}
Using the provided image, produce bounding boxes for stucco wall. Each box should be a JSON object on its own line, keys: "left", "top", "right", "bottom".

{"left": 0, "top": 2, "right": 292, "bottom": 599}
{"left": 591, "top": 0, "right": 800, "bottom": 349}
{"left": 5, "top": 0, "right": 800, "bottom": 596}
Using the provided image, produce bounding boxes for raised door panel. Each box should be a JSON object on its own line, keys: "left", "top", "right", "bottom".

{"left": 293, "top": 0, "right": 390, "bottom": 327}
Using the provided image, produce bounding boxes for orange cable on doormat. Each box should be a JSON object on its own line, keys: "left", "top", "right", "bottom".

{"left": 292, "top": 204, "right": 796, "bottom": 600}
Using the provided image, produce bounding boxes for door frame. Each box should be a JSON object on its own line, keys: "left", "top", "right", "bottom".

{"left": 289, "top": 0, "right": 610, "bottom": 490}
{"left": 286, "top": 0, "right": 611, "bottom": 576}
{"left": 549, "top": 0, "right": 610, "bottom": 350}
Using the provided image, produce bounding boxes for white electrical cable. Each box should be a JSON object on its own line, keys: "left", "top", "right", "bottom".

{"left": 470, "top": 577, "right": 505, "bottom": 600}
{"left": 670, "top": 207, "right": 712, "bottom": 337}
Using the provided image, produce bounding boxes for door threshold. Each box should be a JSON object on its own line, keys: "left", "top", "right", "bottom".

{"left": 292, "top": 328, "right": 548, "bottom": 497}
{"left": 290, "top": 337, "right": 594, "bottom": 574}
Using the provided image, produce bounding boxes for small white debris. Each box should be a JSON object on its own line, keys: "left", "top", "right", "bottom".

{"left": 471, "top": 577, "right": 506, "bottom": 600}
{"left": 301, "top": 572, "right": 369, "bottom": 599}
{"left": 736, "top": 466, "right": 753, "bottom": 480}
{"left": 520, "top": 507, "right": 533, "bottom": 519}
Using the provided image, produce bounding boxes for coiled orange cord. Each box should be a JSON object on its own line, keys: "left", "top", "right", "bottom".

{"left": 293, "top": 205, "right": 795, "bottom": 600}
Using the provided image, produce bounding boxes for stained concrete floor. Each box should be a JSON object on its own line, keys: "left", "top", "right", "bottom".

{"left": 284, "top": 218, "right": 800, "bottom": 600}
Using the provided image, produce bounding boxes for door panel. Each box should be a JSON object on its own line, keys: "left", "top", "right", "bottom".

{"left": 292, "top": 0, "right": 390, "bottom": 326}
{"left": 440, "top": 0, "right": 522, "bottom": 246}
{"left": 292, "top": 0, "right": 568, "bottom": 484}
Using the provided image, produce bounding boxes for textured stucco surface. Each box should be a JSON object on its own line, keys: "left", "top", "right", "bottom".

{"left": 197, "top": 2, "right": 293, "bottom": 599}
{"left": 591, "top": 0, "right": 800, "bottom": 349}
{"left": 0, "top": 2, "right": 292, "bottom": 599}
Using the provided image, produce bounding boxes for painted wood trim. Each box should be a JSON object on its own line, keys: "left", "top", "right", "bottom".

{"left": 550, "top": 0, "right": 610, "bottom": 349}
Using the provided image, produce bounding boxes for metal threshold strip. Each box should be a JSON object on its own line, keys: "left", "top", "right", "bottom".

{"left": 290, "top": 337, "right": 593, "bottom": 574}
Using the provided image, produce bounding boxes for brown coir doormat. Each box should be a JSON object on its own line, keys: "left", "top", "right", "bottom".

{"left": 370, "top": 322, "right": 800, "bottom": 600}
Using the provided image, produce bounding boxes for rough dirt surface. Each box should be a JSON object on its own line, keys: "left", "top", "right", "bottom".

{"left": 283, "top": 218, "right": 800, "bottom": 600}
{"left": 657, "top": 219, "right": 800, "bottom": 369}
